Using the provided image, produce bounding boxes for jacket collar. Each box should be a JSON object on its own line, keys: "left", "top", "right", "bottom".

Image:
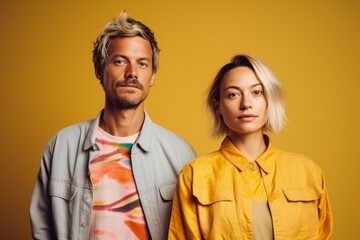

{"left": 83, "top": 110, "right": 102, "bottom": 150}
{"left": 134, "top": 110, "right": 152, "bottom": 152}
{"left": 83, "top": 109, "right": 153, "bottom": 152}
{"left": 220, "top": 134, "right": 275, "bottom": 174}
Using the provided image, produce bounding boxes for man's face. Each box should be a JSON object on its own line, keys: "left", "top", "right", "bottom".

{"left": 101, "top": 36, "right": 155, "bottom": 110}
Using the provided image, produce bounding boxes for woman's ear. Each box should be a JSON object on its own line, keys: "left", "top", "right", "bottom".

{"left": 212, "top": 98, "right": 221, "bottom": 116}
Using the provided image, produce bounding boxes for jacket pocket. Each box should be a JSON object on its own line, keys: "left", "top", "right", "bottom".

{"left": 193, "top": 187, "right": 239, "bottom": 239}
{"left": 158, "top": 182, "right": 177, "bottom": 201}
{"left": 282, "top": 187, "right": 323, "bottom": 202}
{"left": 48, "top": 179, "right": 77, "bottom": 239}
{"left": 278, "top": 187, "right": 323, "bottom": 238}
{"left": 194, "top": 187, "right": 234, "bottom": 205}
{"left": 49, "top": 178, "right": 77, "bottom": 200}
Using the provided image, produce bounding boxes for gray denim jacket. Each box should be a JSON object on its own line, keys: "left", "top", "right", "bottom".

{"left": 30, "top": 110, "right": 195, "bottom": 240}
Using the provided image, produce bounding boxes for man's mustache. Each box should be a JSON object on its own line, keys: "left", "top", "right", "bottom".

{"left": 116, "top": 78, "right": 144, "bottom": 90}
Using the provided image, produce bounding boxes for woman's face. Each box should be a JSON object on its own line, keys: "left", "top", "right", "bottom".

{"left": 215, "top": 66, "right": 268, "bottom": 137}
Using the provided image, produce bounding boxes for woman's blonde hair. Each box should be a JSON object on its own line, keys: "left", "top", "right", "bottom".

{"left": 207, "top": 54, "right": 287, "bottom": 137}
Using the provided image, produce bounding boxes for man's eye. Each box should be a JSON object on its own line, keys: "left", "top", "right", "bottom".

{"left": 138, "top": 62, "right": 148, "bottom": 68}
{"left": 114, "top": 59, "right": 126, "bottom": 65}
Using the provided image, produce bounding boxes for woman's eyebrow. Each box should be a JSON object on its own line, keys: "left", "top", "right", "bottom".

{"left": 225, "top": 83, "right": 262, "bottom": 91}
{"left": 250, "top": 83, "right": 263, "bottom": 88}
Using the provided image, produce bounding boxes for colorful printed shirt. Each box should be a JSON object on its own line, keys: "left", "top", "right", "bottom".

{"left": 88, "top": 127, "right": 149, "bottom": 240}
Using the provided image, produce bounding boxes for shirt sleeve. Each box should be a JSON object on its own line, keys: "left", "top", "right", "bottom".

{"left": 317, "top": 169, "right": 333, "bottom": 239}
{"left": 168, "top": 167, "right": 203, "bottom": 240}
{"left": 29, "top": 141, "right": 56, "bottom": 239}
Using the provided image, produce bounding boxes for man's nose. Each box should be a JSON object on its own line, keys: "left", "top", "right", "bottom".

{"left": 125, "top": 62, "right": 138, "bottom": 78}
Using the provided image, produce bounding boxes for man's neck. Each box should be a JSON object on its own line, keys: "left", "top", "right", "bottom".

{"left": 100, "top": 107, "right": 145, "bottom": 137}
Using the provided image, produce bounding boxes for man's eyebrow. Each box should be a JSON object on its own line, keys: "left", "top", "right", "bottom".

{"left": 108, "top": 54, "right": 126, "bottom": 59}
{"left": 107, "top": 55, "right": 151, "bottom": 63}
{"left": 137, "top": 57, "right": 151, "bottom": 61}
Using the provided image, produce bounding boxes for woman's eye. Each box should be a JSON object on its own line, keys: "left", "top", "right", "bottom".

{"left": 253, "top": 90, "right": 263, "bottom": 96}
{"left": 228, "top": 92, "right": 239, "bottom": 99}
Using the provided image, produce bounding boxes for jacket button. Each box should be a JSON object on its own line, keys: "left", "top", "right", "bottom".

{"left": 248, "top": 162, "right": 255, "bottom": 171}
{"left": 84, "top": 194, "right": 90, "bottom": 201}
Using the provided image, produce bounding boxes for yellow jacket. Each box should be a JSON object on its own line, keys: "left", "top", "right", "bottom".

{"left": 169, "top": 136, "right": 332, "bottom": 240}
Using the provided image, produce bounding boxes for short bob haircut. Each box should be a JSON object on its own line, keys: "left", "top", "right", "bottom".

{"left": 207, "top": 54, "right": 287, "bottom": 137}
{"left": 92, "top": 11, "right": 160, "bottom": 82}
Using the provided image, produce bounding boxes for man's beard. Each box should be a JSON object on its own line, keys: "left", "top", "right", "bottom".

{"left": 112, "top": 96, "right": 144, "bottom": 110}
{"left": 111, "top": 77, "right": 145, "bottom": 110}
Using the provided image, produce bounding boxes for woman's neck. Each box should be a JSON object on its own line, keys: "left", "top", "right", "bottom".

{"left": 229, "top": 132, "right": 267, "bottom": 162}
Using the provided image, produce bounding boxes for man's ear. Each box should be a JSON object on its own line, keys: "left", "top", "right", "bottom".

{"left": 95, "top": 69, "right": 103, "bottom": 84}
{"left": 95, "top": 69, "right": 101, "bottom": 82}
{"left": 150, "top": 73, "right": 155, "bottom": 86}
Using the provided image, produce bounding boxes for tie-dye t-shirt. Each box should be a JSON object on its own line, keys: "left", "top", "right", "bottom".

{"left": 88, "top": 127, "right": 150, "bottom": 240}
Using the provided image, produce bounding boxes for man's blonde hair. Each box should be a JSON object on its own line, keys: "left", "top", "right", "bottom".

{"left": 92, "top": 11, "right": 160, "bottom": 82}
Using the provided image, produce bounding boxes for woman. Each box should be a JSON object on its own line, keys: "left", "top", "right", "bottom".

{"left": 168, "top": 54, "right": 332, "bottom": 239}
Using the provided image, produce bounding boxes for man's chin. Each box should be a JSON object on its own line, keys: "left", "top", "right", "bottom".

{"left": 114, "top": 99, "right": 143, "bottom": 110}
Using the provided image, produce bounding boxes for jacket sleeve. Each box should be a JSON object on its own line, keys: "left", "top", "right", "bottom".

{"left": 168, "top": 167, "right": 203, "bottom": 240}
{"left": 317, "top": 169, "right": 333, "bottom": 239}
{"left": 29, "top": 141, "right": 56, "bottom": 239}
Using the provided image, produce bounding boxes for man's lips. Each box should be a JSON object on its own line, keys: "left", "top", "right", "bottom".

{"left": 116, "top": 82, "right": 143, "bottom": 90}
{"left": 118, "top": 84, "right": 140, "bottom": 88}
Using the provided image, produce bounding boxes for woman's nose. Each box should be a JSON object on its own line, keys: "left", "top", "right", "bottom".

{"left": 240, "top": 95, "right": 252, "bottom": 110}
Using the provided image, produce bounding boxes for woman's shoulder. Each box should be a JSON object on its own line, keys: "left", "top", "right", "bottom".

{"left": 274, "top": 148, "right": 313, "bottom": 162}
{"left": 272, "top": 148, "right": 323, "bottom": 173}
{"left": 190, "top": 150, "right": 223, "bottom": 164}
{"left": 180, "top": 150, "right": 225, "bottom": 174}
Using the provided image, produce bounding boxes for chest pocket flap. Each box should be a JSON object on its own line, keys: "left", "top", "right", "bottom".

{"left": 193, "top": 185, "right": 234, "bottom": 205}
{"left": 48, "top": 179, "right": 77, "bottom": 201}
{"left": 282, "top": 187, "right": 323, "bottom": 202}
{"left": 158, "top": 182, "right": 177, "bottom": 201}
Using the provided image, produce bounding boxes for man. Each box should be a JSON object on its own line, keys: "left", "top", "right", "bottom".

{"left": 30, "top": 11, "right": 195, "bottom": 240}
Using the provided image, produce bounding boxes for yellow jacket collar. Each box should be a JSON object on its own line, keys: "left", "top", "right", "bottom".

{"left": 219, "top": 135, "right": 275, "bottom": 174}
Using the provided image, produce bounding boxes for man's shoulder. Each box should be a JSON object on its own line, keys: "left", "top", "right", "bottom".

{"left": 151, "top": 122, "right": 190, "bottom": 144}
{"left": 46, "top": 118, "right": 95, "bottom": 148}
{"left": 136, "top": 114, "right": 196, "bottom": 159}
{"left": 144, "top": 121, "right": 194, "bottom": 155}
{"left": 55, "top": 119, "right": 93, "bottom": 137}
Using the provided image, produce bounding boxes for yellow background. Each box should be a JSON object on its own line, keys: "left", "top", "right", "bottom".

{"left": 1, "top": 0, "right": 359, "bottom": 238}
